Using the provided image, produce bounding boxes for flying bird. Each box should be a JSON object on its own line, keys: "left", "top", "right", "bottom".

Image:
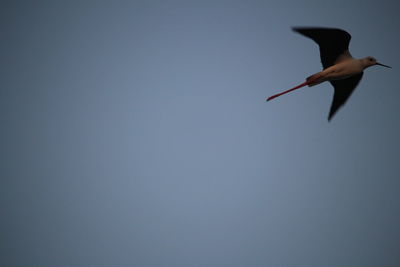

{"left": 267, "top": 27, "right": 391, "bottom": 121}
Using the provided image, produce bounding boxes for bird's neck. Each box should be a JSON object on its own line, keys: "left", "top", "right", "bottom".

{"left": 359, "top": 58, "right": 372, "bottom": 69}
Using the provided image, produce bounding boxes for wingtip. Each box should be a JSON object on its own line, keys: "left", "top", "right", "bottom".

{"left": 291, "top": 27, "right": 310, "bottom": 35}
{"left": 291, "top": 26, "right": 301, "bottom": 32}
{"left": 327, "top": 112, "right": 334, "bottom": 121}
{"left": 291, "top": 26, "right": 310, "bottom": 31}
{"left": 327, "top": 110, "right": 337, "bottom": 121}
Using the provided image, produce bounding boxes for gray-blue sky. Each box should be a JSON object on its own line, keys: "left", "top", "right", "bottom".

{"left": 1, "top": 0, "right": 400, "bottom": 266}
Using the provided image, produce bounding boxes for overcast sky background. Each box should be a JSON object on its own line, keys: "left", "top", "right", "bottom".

{"left": 1, "top": 0, "right": 400, "bottom": 266}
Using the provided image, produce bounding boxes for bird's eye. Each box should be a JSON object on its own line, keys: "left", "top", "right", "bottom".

{"left": 370, "top": 58, "right": 373, "bottom": 61}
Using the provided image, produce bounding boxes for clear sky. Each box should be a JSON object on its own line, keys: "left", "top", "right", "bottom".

{"left": 1, "top": 0, "right": 400, "bottom": 266}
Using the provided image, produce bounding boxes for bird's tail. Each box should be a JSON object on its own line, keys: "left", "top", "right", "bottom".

{"left": 306, "top": 73, "right": 323, "bottom": 87}
{"left": 266, "top": 80, "right": 310, "bottom": 101}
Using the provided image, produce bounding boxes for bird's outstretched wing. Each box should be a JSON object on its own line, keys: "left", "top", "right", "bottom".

{"left": 293, "top": 27, "right": 352, "bottom": 69}
{"left": 328, "top": 72, "right": 363, "bottom": 121}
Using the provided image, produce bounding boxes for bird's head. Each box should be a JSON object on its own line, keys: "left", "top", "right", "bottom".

{"left": 362, "top": 56, "right": 391, "bottom": 69}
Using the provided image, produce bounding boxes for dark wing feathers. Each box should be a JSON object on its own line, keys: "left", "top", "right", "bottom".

{"left": 293, "top": 27, "right": 361, "bottom": 120}
{"left": 328, "top": 72, "right": 363, "bottom": 121}
{"left": 292, "top": 27, "right": 352, "bottom": 69}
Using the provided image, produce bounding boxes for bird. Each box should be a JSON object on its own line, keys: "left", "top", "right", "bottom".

{"left": 267, "top": 27, "right": 391, "bottom": 121}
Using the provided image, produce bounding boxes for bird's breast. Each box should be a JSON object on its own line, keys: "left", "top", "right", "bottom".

{"left": 324, "top": 61, "right": 363, "bottom": 81}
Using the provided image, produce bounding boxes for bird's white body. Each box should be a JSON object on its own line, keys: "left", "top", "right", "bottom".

{"left": 267, "top": 27, "right": 391, "bottom": 120}
{"left": 308, "top": 58, "right": 368, "bottom": 86}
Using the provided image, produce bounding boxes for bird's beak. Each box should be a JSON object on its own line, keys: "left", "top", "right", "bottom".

{"left": 376, "top": 62, "right": 392, "bottom": 68}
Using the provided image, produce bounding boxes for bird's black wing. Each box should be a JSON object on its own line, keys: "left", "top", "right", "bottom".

{"left": 328, "top": 72, "right": 363, "bottom": 121}
{"left": 293, "top": 27, "right": 352, "bottom": 69}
